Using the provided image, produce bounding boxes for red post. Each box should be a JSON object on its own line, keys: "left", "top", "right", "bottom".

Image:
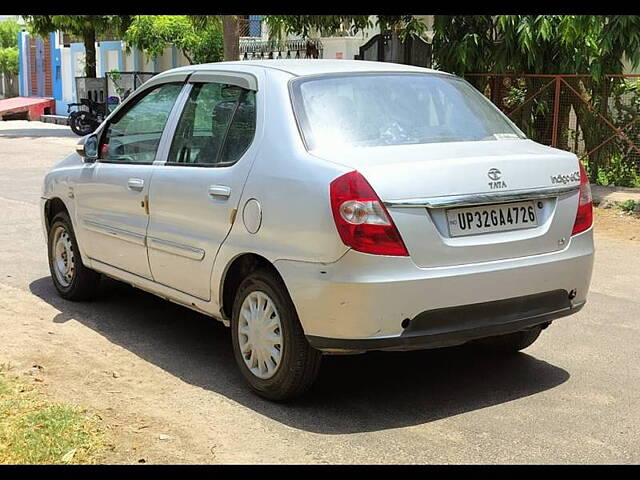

{"left": 551, "top": 76, "right": 561, "bottom": 148}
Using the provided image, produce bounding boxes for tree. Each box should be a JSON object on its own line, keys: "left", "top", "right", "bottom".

{"left": 0, "top": 19, "right": 20, "bottom": 97}
{"left": 264, "top": 15, "right": 426, "bottom": 41}
{"left": 22, "top": 15, "right": 132, "bottom": 78}
{"left": 124, "top": 16, "right": 223, "bottom": 65}
{"left": 189, "top": 15, "right": 240, "bottom": 62}
{"left": 431, "top": 16, "right": 640, "bottom": 76}
{"left": 0, "top": 19, "right": 20, "bottom": 77}
{"left": 222, "top": 16, "right": 239, "bottom": 62}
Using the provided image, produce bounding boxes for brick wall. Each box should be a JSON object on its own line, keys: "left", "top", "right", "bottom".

{"left": 27, "top": 36, "right": 53, "bottom": 97}
{"left": 28, "top": 37, "right": 37, "bottom": 96}
{"left": 44, "top": 37, "right": 52, "bottom": 96}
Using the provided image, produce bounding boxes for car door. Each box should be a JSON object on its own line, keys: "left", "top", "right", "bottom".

{"left": 74, "top": 81, "right": 186, "bottom": 278}
{"left": 145, "top": 72, "right": 260, "bottom": 300}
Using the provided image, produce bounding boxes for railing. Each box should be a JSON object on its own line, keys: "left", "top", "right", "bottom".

{"left": 239, "top": 38, "right": 323, "bottom": 60}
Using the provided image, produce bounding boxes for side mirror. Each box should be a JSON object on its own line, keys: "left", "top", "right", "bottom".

{"left": 75, "top": 134, "right": 99, "bottom": 162}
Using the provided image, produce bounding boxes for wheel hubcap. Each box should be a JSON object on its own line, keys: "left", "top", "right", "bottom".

{"left": 52, "top": 226, "right": 75, "bottom": 288}
{"left": 237, "top": 291, "right": 283, "bottom": 379}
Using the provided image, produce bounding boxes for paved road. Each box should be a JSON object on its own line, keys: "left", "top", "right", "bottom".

{"left": 0, "top": 120, "right": 639, "bottom": 464}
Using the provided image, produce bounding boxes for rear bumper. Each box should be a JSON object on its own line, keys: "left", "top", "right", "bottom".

{"left": 307, "top": 292, "right": 584, "bottom": 352}
{"left": 274, "top": 228, "right": 594, "bottom": 352}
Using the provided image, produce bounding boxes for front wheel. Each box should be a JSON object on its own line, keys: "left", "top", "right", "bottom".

{"left": 47, "top": 212, "right": 100, "bottom": 301}
{"left": 231, "top": 269, "right": 322, "bottom": 401}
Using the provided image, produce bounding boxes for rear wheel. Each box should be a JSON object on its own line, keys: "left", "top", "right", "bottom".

{"left": 474, "top": 326, "right": 543, "bottom": 354}
{"left": 47, "top": 212, "right": 100, "bottom": 301}
{"left": 231, "top": 269, "right": 322, "bottom": 401}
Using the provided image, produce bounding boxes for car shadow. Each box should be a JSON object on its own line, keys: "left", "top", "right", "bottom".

{"left": 29, "top": 275, "right": 570, "bottom": 434}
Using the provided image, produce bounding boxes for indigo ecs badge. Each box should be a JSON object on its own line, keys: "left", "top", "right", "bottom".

{"left": 550, "top": 171, "right": 580, "bottom": 185}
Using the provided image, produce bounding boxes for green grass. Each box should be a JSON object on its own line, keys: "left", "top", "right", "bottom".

{"left": 0, "top": 365, "right": 107, "bottom": 464}
{"left": 619, "top": 199, "right": 637, "bottom": 214}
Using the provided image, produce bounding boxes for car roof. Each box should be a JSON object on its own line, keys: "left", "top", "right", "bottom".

{"left": 165, "top": 59, "right": 449, "bottom": 78}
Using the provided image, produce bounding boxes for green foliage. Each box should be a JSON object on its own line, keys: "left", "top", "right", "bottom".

{"left": 432, "top": 16, "right": 640, "bottom": 79}
{"left": 0, "top": 20, "right": 20, "bottom": 77}
{"left": 0, "top": 46, "right": 18, "bottom": 76}
{"left": 619, "top": 199, "right": 637, "bottom": 213}
{"left": 0, "top": 19, "right": 20, "bottom": 49}
{"left": 182, "top": 19, "right": 223, "bottom": 64}
{"left": 264, "top": 15, "right": 426, "bottom": 42}
{"left": 22, "top": 15, "right": 131, "bottom": 39}
{"left": 585, "top": 154, "right": 640, "bottom": 188}
{"left": 124, "top": 15, "right": 223, "bottom": 65}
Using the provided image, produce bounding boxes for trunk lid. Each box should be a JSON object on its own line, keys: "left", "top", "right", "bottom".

{"left": 313, "top": 139, "right": 582, "bottom": 267}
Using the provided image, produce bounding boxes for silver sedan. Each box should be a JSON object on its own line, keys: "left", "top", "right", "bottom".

{"left": 41, "top": 60, "right": 594, "bottom": 400}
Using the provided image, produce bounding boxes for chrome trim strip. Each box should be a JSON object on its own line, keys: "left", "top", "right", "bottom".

{"left": 384, "top": 185, "right": 579, "bottom": 209}
{"left": 83, "top": 220, "right": 146, "bottom": 246}
{"left": 147, "top": 236, "right": 205, "bottom": 261}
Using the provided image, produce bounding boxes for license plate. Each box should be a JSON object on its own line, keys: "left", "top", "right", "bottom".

{"left": 446, "top": 201, "right": 538, "bottom": 237}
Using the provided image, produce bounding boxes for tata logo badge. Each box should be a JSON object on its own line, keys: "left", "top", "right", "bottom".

{"left": 488, "top": 168, "right": 507, "bottom": 189}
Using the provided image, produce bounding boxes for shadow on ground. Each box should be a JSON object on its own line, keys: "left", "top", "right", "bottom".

{"left": 0, "top": 128, "right": 75, "bottom": 139}
{"left": 29, "top": 275, "right": 570, "bottom": 434}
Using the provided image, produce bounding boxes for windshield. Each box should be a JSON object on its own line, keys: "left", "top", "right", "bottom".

{"left": 290, "top": 73, "right": 525, "bottom": 150}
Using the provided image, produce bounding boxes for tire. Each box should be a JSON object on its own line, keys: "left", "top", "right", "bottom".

{"left": 47, "top": 211, "right": 100, "bottom": 301}
{"left": 231, "top": 268, "right": 322, "bottom": 401}
{"left": 474, "top": 326, "right": 543, "bottom": 354}
{"left": 69, "top": 111, "right": 96, "bottom": 136}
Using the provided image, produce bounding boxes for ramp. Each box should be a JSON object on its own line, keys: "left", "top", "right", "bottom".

{"left": 0, "top": 97, "right": 56, "bottom": 121}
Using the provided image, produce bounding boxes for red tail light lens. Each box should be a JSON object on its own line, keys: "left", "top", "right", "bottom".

{"left": 571, "top": 161, "right": 593, "bottom": 235}
{"left": 330, "top": 171, "right": 409, "bottom": 256}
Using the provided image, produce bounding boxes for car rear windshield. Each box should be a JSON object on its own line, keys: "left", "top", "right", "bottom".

{"left": 290, "top": 73, "right": 525, "bottom": 150}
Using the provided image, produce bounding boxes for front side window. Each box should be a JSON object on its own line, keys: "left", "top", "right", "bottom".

{"left": 167, "top": 83, "right": 256, "bottom": 167}
{"left": 100, "top": 83, "right": 183, "bottom": 164}
{"left": 290, "top": 73, "right": 525, "bottom": 150}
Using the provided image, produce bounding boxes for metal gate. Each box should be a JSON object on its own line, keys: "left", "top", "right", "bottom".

{"left": 354, "top": 32, "right": 431, "bottom": 68}
{"left": 465, "top": 74, "right": 640, "bottom": 179}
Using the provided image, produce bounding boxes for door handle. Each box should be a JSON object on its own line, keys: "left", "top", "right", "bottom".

{"left": 127, "top": 178, "right": 144, "bottom": 191}
{"left": 208, "top": 185, "right": 231, "bottom": 198}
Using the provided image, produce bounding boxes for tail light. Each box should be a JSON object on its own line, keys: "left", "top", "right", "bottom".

{"left": 330, "top": 171, "right": 409, "bottom": 256}
{"left": 571, "top": 161, "right": 593, "bottom": 235}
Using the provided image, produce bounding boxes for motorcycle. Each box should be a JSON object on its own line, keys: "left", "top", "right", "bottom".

{"left": 67, "top": 98, "right": 110, "bottom": 136}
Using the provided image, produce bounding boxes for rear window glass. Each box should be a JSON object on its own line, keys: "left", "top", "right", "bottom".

{"left": 290, "top": 73, "right": 525, "bottom": 150}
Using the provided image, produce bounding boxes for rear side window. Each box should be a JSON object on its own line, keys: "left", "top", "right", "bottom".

{"left": 100, "top": 83, "right": 183, "bottom": 164}
{"left": 290, "top": 73, "right": 525, "bottom": 150}
{"left": 167, "top": 83, "right": 256, "bottom": 167}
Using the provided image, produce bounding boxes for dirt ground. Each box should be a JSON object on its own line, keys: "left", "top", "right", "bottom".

{"left": 1, "top": 120, "right": 639, "bottom": 464}
{"left": 591, "top": 208, "right": 640, "bottom": 241}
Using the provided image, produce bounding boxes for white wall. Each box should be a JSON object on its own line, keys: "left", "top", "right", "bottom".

{"left": 321, "top": 37, "right": 370, "bottom": 60}
{"left": 60, "top": 47, "right": 73, "bottom": 102}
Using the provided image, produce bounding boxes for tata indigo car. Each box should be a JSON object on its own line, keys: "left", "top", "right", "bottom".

{"left": 41, "top": 60, "right": 594, "bottom": 400}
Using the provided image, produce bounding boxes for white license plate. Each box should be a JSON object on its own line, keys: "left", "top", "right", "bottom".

{"left": 446, "top": 201, "right": 538, "bottom": 237}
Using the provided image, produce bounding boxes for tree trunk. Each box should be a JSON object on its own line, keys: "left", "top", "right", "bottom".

{"left": 83, "top": 28, "right": 97, "bottom": 78}
{"left": 222, "top": 16, "right": 240, "bottom": 61}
